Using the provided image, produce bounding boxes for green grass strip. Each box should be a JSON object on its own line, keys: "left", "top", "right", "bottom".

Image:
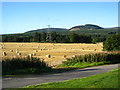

{"left": 22, "top": 68, "right": 119, "bottom": 88}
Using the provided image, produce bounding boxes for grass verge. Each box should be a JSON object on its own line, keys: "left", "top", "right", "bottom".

{"left": 58, "top": 62, "right": 107, "bottom": 68}
{"left": 22, "top": 68, "right": 119, "bottom": 88}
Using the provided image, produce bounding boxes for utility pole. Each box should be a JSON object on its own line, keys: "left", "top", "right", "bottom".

{"left": 46, "top": 25, "right": 52, "bottom": 42}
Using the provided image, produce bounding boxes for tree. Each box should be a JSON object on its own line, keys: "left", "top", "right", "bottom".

{"left": 69, "top": 33, "right": 79, "bottom": 43}
{"left": 92, "top": 37, "right": 106, "bottom": 43}
{"left": 103, "top": 33, "right": 120, "bottom": 51}
{"left": 41, "top": 32, "right": 46, "bottom": 42}
{"left": 79, "top": 35, "right": 92, "bottom": 43}
{"left": 33, "top": 32, "right": 41, "bottom": 42}
{"left": 51, "top": 31, "right": 57, "bottom": 42}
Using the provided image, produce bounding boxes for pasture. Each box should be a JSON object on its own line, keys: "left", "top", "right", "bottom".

{"left": 1, "top": 42, "right": 103, "bottom": 66}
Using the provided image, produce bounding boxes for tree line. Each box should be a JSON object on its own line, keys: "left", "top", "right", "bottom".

{"left": 1, "top": 32, "right": 120, "bottom": 51}
{"left": 2, "top": 32, "right": 94, "bottom": 43}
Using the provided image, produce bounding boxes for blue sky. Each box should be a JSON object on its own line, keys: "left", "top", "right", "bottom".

{"left": 2, "top": 2, "right": 118, "bottom": 34}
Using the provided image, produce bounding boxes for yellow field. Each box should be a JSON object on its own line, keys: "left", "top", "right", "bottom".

{"left": 1, "top": 42, "right": 104, "bottom": 66}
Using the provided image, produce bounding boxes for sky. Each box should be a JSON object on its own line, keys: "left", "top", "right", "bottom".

{"left": 2, "top": 2, "right": 118, "bottom": 34}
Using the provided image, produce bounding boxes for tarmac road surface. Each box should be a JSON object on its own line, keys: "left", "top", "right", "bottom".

{"left": 2, "top": 64, "right": 119, "bottom": 88}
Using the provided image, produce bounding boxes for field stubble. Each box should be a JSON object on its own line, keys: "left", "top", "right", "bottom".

{"left": 1, "top": 42, "right": 104, "bottom": 66}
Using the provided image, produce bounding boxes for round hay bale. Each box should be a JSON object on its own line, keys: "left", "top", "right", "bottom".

{"left": 82, "top": 48, "right": 84, "bottom": 50}
{"left": 3, "top": 52, "right": 7, "bottom": 56}
{"left": 28, "top": 54, "right": 32, "bottom": 58}
{"left": 46, "top": 54, "right": 51, "bottom": 58}
{"left": 10, "top": 50, "right": 13, "bottom": 52}
{"left": 40, "top": 49, "right": 42, "bottom": 51}
{"left": 93, "top": 49, "right": 96, "bottom": 51}
{"left": 32, "top": 53, "right": 36, "bottom": 56}
{"left": 63, "top": 55, "right": 67, "bottom": 58}
{"left": 35, "top": 50, "right": 38, "bottom": 52}
{"left": 72, "top": 55, "right": 76, "bottom": 58}
{"left": 17, "top": 53, "right": 21, "bottom": 55}
{"left": 16, "top": 51, "right": 19, "bottom": 53}
{"left": 52, "top": 47, "right": 54, "bottom": 49}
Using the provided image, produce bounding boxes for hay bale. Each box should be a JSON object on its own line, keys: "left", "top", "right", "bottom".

{"left": 93, "top": 49, "right": 96, "bottom": 51}
{"left": 16, "top": 51, "right": 19, "bottom": 53}
{"left": 43, "top": 48, "right": 46, "bottom": 50}
{"left": 72, "top": 55, "right": 76, "bottom": 58}
{"left": 28, "top": 54, "right": 32, "bottom": 58}
{"left": 3, "top": 52, "right": 7, "bottom": 56}
{"left": 17, "top": 53, "right": 21, "bottom": 55}
{"left": 10, "top": 50, "right": 13, "bottom": 52}
{"left": 40, "top": 49, "right": 42, "bottom": 51}
{"left": 63, "top": 55, "right": 67, "bottom": 58}
{"left": 46, "top": 54, "right": 51, "bottom": 58}
{"left": 52, "top": 47, "right": 54, "bottom": 49}
{"left": 82, "top": 48, "right": 84, "bottom": 50}
{"left": 35, "top": 50, "right": 38, "bottom": 52}
{"left": 16, "top": 49, "right": 18, "bottom": 51}
{"left": 32, "top": 53, "right": 36, "bottom": 56}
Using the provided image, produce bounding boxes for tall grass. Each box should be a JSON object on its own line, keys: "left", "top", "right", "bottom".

{"left": 62, "top": 53, "right": 120, "bottom": 67}
{"left": 2, "top": 57, "right": 52, "bottom": 75}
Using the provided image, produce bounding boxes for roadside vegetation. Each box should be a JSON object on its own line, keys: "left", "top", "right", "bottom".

{"left": 2, "top": 57, "right": 52, "bottom": 75}
{"left": 3, "top": 52, "right": 120, "bottom": 76}
{"left": 23, "top": 68, "right": 120, "bottom": 88}
{"left": 58, "top": 52, "right": 120, "bottom": 68}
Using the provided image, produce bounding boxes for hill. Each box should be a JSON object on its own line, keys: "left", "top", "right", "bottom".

{"left": 24, "top": 24, "right": 118, "bottom": 35}
{"left": 25, "top": 28, "right": 68, "bottom": 33}
{"left": 2, "top": 24, "right": 118, "bottom": 36}
{"left": 69, "top": 24, "right": 104, "bottom": 31}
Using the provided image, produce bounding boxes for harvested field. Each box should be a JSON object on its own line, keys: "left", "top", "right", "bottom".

{"left": 1, "top": 43, "right": 104, "bottom": 66}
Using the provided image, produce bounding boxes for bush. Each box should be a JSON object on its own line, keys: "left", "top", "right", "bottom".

{"left": 2, "top": 57, "right": 52, "bottom": 75}
{"left": 63, "top": 53, "right": 120, "bottom": 66}
{"left": 103, "top": 33, "right": 120, "bottom": 51}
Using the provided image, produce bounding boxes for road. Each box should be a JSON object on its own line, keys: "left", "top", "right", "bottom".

{"left": 2, "top": 64, "right": 119, "bottom": 88}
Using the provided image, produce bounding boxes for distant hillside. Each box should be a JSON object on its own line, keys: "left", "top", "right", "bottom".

{"left": 23, "top": 24, "right": 118, "bottom": 35}
{"left": 69, "top": 24, "right": 104, "bottom": 31}
{"left": 25, "top": 28, "right": 68, "bottom": 33}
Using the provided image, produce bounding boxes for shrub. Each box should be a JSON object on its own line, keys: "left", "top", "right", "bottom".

{"left": 2, "top": 57, "right": 51, "bottom": 75}
{"left": 63, "top": 53, "right": 120, "bottom": 66}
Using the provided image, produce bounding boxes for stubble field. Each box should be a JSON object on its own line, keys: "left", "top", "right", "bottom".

{"left": 1, "top": 42, "right": 104, "bottom": 66}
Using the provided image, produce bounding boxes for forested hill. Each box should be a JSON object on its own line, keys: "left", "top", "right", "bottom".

{"left": 25, "top": 24, "right": 103, "bottom": 33}
{"left": 69, "top": 24, "right": 104, "bottom": 31}
{"left": 24, "top": 24, "right": 118, "bottom": 35}
{"left": 1, "top": 24, "right": 119, "bottom": 43}
{"left": 25, "top": 28, "right": 68, "bottom": 33}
